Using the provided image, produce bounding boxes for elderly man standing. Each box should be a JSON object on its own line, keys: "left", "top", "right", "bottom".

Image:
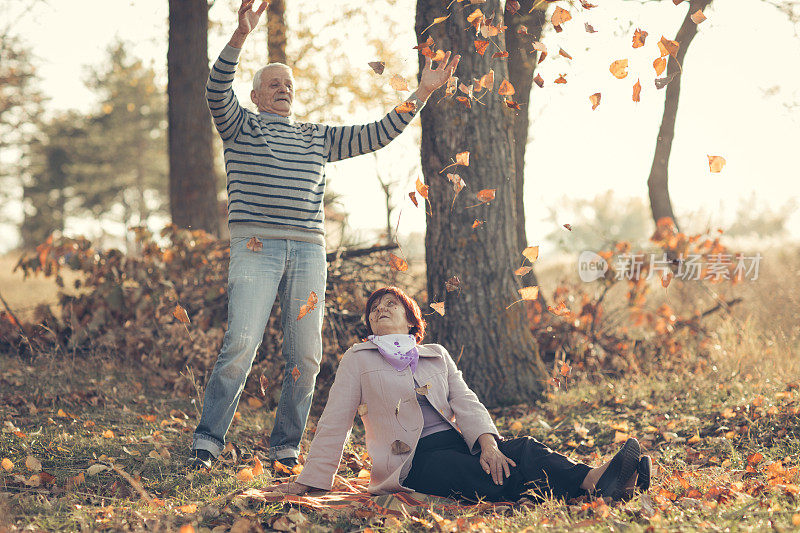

{"left": 190, "top": 0, "right": 460, "bottom": 470}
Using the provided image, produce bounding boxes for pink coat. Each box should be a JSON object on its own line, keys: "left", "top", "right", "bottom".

{"left": 296, "top": 341, "right": 500, "bottom": 494}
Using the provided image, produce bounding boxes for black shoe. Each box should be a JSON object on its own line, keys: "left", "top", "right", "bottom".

{"left": 188, "top": 449, "right": 217, "bottom": 471}
{"left": 595, "top": 438, "right": 640, "bottom": 501}
{"left": 636, "top": 455, "right": 652, "bottom": 492}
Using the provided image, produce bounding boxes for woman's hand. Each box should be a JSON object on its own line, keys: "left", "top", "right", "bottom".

{"left": 417, "top": 51, "right": 461, "bottom": 101}
{"left": 478, "top": 433, "right": 516, "bottom": 485}
{"left": 268, "top": 481, "right": 310, "bottom": 495}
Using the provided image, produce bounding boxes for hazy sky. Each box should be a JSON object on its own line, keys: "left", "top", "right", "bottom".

{"left": 3, "top": 0, "right": 799, "bottom": 254}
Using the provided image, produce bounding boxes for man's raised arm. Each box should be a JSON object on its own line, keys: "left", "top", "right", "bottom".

{"left": 206, "top": 0, "right": 267, "bottom": 141}
{"left": 323, "top": 52, "right": 460, "bottom": 163}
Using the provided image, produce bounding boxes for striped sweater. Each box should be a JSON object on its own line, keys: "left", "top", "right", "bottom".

{"left": 207, "top": 44, "right": 424, "bottom": 246}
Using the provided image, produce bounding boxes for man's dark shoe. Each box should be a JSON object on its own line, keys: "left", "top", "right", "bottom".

{"left": 188, "top": 449, "right": 217, "bottom": 471}
{"left": 595, "top": 438, "right": 640, "bottom": 501}
{"left": 636, "top": 455, "right": 652, "bottom": 492}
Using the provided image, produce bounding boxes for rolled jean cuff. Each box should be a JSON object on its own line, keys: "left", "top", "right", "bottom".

{"left": 193, "top": 435, "right": 224, "bottom": 458}
{"left": 269, "top": 444, "right": 299, "bottom": 461}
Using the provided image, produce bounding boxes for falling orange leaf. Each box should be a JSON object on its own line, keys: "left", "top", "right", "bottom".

{"left": 563, "top": 223, "right": 572, "bottom": 231}
{"left": 416, "top": 177, "right": 429, "bottom": 199}
{"left": 456, "top": 151, "right": 470, "bottom": 166}
{"left": 662, "top": 271, "right": 673, "bottom": 288}
{"left": 551, "top": 6, "right": 571, "bottom": 27}
{"left": 408, "top": 191, "right": 419, "bottom": 207}
{"left": 431, "top": 49, "right": 446, "bottom": 62}
{"left": 491, "top": 51, "right": 509, "bottom": 59}
{"left": 430, "top": 302, "right": 445, "bottom": 316}
{"left": 708, "top": 155, "right": 726, "bottom": 173}
{"left": 466, "top": 9, "right": 483, "bottom": 30}
{"left": 609, "top": 59, "right": 629, "bottom": 79}
{"left": 172, "top": 304, "right": 190, "bottom": 325}
{"left": 514, "top": 266, "right": 532, "bottom": 276}
{"left": 518, "top": 286, "right": 539, "bottom": 300}
{"left": 476, "top": 189, "right": 496, "bottom": 203}
{"left": 522, "top": 246, "right": 539, "bottom": 263}
{"left": 389, "top": 74, "right": 409, "bottom": 91}
{"left": 533, "top": 74, "right": 544, "bottom": 88}
{"left": 445, "top": 275, "right": 461, "bottom": 292}
{"left": 585, "top": 22, "right": 597, "bottom": 33}
{"left": 447, "top": 173, "right": 465, "bottom": 195}
{"left": 291, "top": 365, "right": 301, "bottom": 383}
{"left": 560, "top": 362, "right": 571, "bottom": 377}
{"left": 498, "top": 80, "right": 515, "bottom": 96}
{"left": 420, "top": 14, "right": 450, "bottom": 35}
{"left": 472, "top": 219, "right": 484, "bottom": 229}
{"left": 395, "top": 101, "right": 417, "bottom": 113}
{"left": 413, "top": 36, "right": 434, "bottom": 50}
{"left": 474, "top": 40, "right": 490, "bottom": 55}
{"left": 653, "top": 57, "right": 667, "bottom": 76}
{"left": 297, "top": 291, "right": 318, "bottom": 321}
{"left": 367, "top": 61, "right": 385, "bottom": 75}
{"left": 589, "top": 92, "right": 601, "bottom": 110}
{"left": 389, "top": 253, "right": 409, "bottom": 272}
{"left": 632, "top": 79, "right": 642, "bottom": 102}
{"left": 558, "top": 48, "right": 573, "bottom": 60}
{"left": 690, "top": 10, "right": 706, "bottom": 24}
{"left": 632, "top": 28, "right": 648, "bottom": 48}
{"left": 554, "top": 74, "right": 567, "bottom": 84}
{"left": 657, "top": 36, "right": 680, "bottom": 58}
{"left": 478, "top": 70, "right": 494, "bottom": 91}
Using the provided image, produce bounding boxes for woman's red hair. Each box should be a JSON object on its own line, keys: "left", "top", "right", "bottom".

{"left": 364, "top": 286, "right": 426, "bottom": 344}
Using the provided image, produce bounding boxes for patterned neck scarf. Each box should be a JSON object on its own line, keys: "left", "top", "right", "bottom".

{"left": 368, "top": 333, "right": 419, "bottom": 373}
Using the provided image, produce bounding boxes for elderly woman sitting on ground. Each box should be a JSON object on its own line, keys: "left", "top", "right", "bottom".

{"left": 273, "top": 286, "right": 651, "bottom": 503}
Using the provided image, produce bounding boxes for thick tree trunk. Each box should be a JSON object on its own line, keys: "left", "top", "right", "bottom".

{"left": 167, "top": 0, "right": 220, "bottom": 235}
{"left": 416, "top": 0, "right": 548, "bottom": 407}
{"left": 267, "top": 0, "right": 287, "bottom": 64}
{"left": 647, "top": 0, "right": 712, "bottom": 230}
{"left": 504, "top": 0, "right": 546, "bottom": 293}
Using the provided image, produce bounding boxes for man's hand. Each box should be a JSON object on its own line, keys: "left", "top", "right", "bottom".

{"left": 229, "top": 0, "right": 267, "bottom": 47}
{"left": 268, "top": 481, "right": 310, "bottom": 495}
{"left": 477, "top": 433, "right": 516, "bottom": 485}
{"left": 417, "top": 51, "right": 461, "bottom": 101}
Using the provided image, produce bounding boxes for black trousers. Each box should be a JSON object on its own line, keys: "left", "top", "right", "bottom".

{"left": 403, "top": 429, "right": 591, "bottom": 503}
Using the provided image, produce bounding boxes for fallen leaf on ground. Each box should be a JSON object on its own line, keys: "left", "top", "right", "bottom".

{"left": 177, "top": 504, "right": 197, "bottom": 514}
{"left": 25, "top": 456, "right": 42, "bottom": 472}
{"left": 253, "top": 456, "right": 264, "bottom": 477}
{"left": 102, "top": 429, "right": 115, "bottom": 438}
{"left": 236, "top": 468, "right": 254, "bottom": 482}
{"left": 2, "top": 458, "right": 13, "bottom": 471}
{"left": 87, "top": 464, "right": 109, "bottom": 475}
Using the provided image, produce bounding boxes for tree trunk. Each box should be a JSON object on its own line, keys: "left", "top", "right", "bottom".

{"left": 504, "top": 0, "right": 546, "bottom": 294}
{"left": 647, "top": 0, "right": 712, "bottom": 230}
{"left": 167, "top": 0, "right": 220, "bottom": 235}
{"left": 416, "top": 0, "right": 548, "bottom": 407}
{"left": 267, "top": 0, "right": 287, "bottom": 64}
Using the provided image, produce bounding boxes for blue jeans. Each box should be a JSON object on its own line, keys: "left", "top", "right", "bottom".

{"left": 193, "top": 237, "right": 326, "bottom": 461}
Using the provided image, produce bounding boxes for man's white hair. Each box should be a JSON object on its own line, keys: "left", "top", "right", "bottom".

{"left": 253, "top": 63, "right": 293, "bottom": 91}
